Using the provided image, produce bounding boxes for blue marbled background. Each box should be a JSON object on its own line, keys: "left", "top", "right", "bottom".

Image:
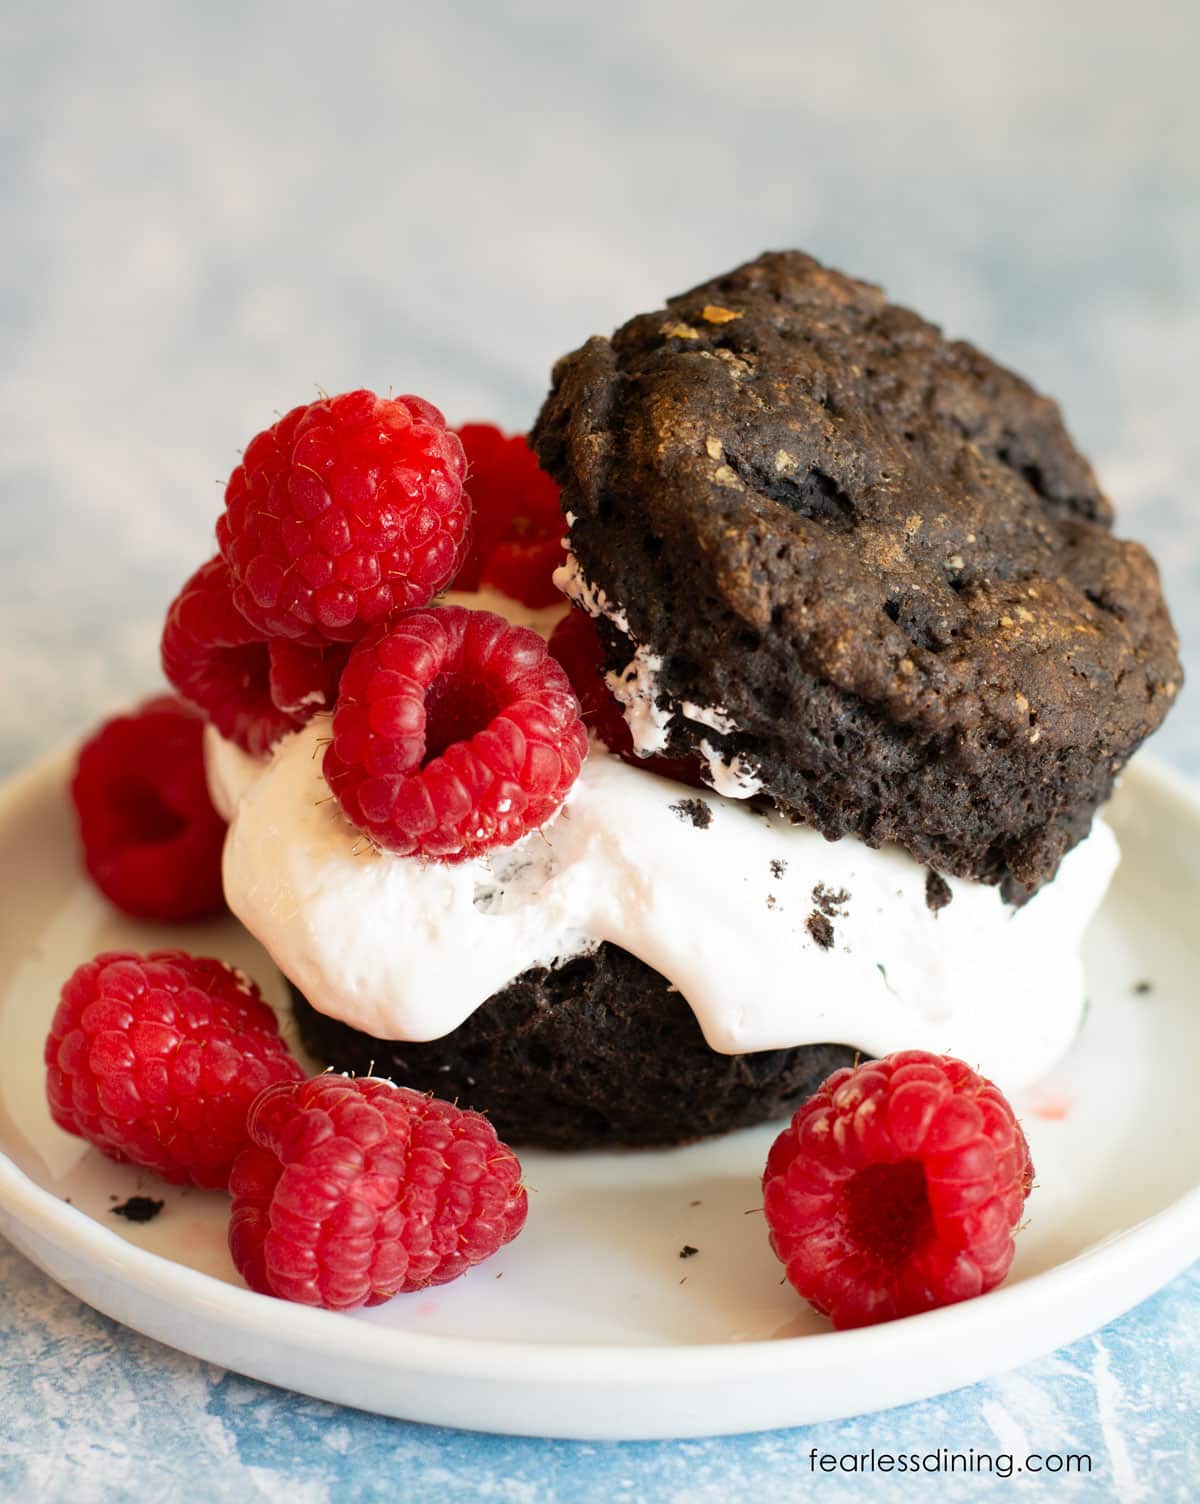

{"left": 2, "top": 1, "right": 1197, "bottom": 1497}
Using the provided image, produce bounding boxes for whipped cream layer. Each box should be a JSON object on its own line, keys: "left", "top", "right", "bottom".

{"left": 209, "top": 593, "right": 1120, "bottom": 1090}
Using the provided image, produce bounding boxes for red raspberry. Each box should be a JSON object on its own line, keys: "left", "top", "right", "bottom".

{"left": 44, "top": 951, "right": 303, "bottom": 1189}
{"left": 72, "top": 695, "right": 227, "bottom": 921}
{"left": 267, "top": 637, "right": 351, "bottom": 720}
{"left": 162, "top": 558, "right": 343, "bottom": 752}
{"left": 324, "top": 605, "right": 587, "bottom": 859}
{"left": 162, "top": 557, "right": 298, "bottom": 753}
{"left": 218, "top": 390, "right": 469, "bottom": 644}
{"left": 547, "top": 610, "right": 704, "bottom": 788}
{"left": 454, "top": 423, "right": 564, "bottom": 607}
{"left": 479, "top": 536, "right": 566, "bottom": 609}
{"left": 763, "top": 1051, "right": 1034, "bottom": 1329}
{"left": 228, "top": 1075, "right": 527, "bottom": 1309}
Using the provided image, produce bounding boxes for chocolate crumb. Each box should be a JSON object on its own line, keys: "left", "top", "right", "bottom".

{"left": 1133, "top": 979, "right": 1154, "bottom": 995}
{"left": 766, "top": 894, "right": 777, "bottom": 910}
{"left": 812, "top": 883, "right": 849, "bottom": 917}
{"left": 671, "top": 798, "right": 712, "bottom": 829}
{"left": 689, "top": 1200, "right": 702, "bottom": 1207}
{"left": 110, "top": 1196, "right": 164, "bottom": 1224}
{"left": 925, "top": 869, "right": 953, "bottom": 914}
{"left": 807, "top": 911, "right": 835, "bottom": 949}
{"left": 769, "top": 858, "right": 787, "bottom": 879}
{"left": 679, "top": 1244, "right": 699, "bottom": 1259}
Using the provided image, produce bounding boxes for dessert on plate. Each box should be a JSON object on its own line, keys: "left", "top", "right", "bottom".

{"left": 176, "top": 252, "right": 1181, "bottom": 1150}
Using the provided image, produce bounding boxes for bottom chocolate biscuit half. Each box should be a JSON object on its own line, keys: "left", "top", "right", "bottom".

{"left": 288, "top": 943, "right": 855, "bottom": 1150}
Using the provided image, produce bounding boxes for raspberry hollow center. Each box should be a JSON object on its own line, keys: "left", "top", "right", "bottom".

{"left": 423, "top": 672, "right": 499, "bottom": 763}
{"left": 108, "top": 776, "right": 188, "bottom": 845}
{"left": 842, "top": 1160, "right": 934, "bottom": 1267}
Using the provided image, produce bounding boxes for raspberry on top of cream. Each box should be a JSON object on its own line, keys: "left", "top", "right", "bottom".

{"left": 208, "top": 588, "right": 1119, "bottom": 1093}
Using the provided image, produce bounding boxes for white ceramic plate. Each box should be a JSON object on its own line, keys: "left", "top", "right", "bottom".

{"left": 1, "top": 749, "right": 1198, "bottom": 1440}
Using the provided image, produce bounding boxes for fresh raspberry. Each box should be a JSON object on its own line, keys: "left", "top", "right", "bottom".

{"left": 763, "top": 1051, "right": 1034, "bottom": 1329}
{"left": 267, "top": 637, "right": 351, "bottom": 720}
{"left": 547, "top": 610, "right": 704, "bottom": 787}
{"left": 44, "top": 951, "right": 303, "bottom": 1189}
{"left": 72, "top": 695, "right": 227, "bottom": 921}
{"left": 324, "top": 605, "right": 587, "bottom": 859}
{"left": 228, "top": 1074, "right": 527, "bottom": 1309}
{"left": 162, "top": 557, "right": 344, "bottom": 751}
{"left": 218, "top": 390, "right": 469, "bottom": 644}
{"left": 479, "top": 537, "right": 567, "bottom": 609}
{"left": 454, "top": 423, "right": 564, "bottom": 607}
{"left": 162, "top": 557, "right": 299, "bottom": 753}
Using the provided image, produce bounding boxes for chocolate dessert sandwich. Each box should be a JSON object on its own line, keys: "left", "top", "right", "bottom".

{"left": 184, "top": 252, "right": 1181, "bottom": 1150}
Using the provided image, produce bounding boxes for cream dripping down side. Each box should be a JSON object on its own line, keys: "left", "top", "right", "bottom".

{"left": 208, "top": 586, "right": 1119, "bottom": 1092}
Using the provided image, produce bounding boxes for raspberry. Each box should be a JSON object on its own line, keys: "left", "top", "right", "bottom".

{"left": 324, "top": 604, "right": 587, "bottom": 859}
{"left": 218, "top": 390, "right": 469, "bottom": 644}
{"left": 479, "top": 536, "right": 567, "bottom": 609}
{"left": 267, "top": 637, "right": 351, "bottom": 720}
{"left": 162, "top": 557, "right": 299, "bottom": 753}
{"left": 44, "top": 951, "right": 303, "bottom": 1189}
{"left": 454, "top": 423, "right": 564, "bottom": 607}
{"left": 547, "top": 610, "right": 704, "bottom": 787}
{"left": 228, "top": 1074, "right": 527, "bottom": 1309}
{"left": 763, "top": 1051, "right": 1034, "bottom": 1329}
{"left": 162, "top": 557, "right": 344, "bottom": 752}
{"left": 72, "top": 695, "right": 227, "bottom": 921}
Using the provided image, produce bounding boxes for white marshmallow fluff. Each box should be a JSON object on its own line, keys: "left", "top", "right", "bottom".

{"left": 208, "top": 588, "right": 1119, "bottom": 1093}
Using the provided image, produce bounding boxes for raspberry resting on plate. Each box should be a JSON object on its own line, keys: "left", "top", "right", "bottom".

{"left": 228, "top": 1074, "right": 528, "bottom": 1309}
{"left": 453, "top": 422, "right": 564, "bottom": 607}
{"left": 45, "top": 951, "right": 303, "bottom": 1189}
{"left": 72, "top": 695, "right": 227, "bottom": 921}
{"left": 324, "top": 604, "right": 587, "bottom": 859}
{"left": 763, "top": 1050, "right": 1034, "bottom": 1329}
{"left": 218, "top": 389, "right": 469, "bottom": 644}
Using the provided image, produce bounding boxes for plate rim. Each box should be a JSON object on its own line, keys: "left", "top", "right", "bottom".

{"left": 2, "top": 744, "right": 1199, "bottom": 1389}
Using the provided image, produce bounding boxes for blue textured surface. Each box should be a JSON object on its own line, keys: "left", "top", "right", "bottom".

{"left": 1, "top": 2, "right": 1197, "bottom": 1497}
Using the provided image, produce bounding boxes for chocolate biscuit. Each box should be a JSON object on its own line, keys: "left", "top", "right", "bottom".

{"left": 533, "top": 251, "right": 1181, "bottom": 893}
{"left": 288, "top": 945, "right": 854, "bottom": 1149}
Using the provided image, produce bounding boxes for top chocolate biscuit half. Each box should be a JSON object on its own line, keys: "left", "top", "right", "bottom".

{"left": 532, "top": 251, "right": 1182, "bottom": 895}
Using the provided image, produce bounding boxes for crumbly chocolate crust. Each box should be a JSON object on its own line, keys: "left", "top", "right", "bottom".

{"left": 925, "top": 869, "right": 953, "bottom": 914}
{"left": 671, "top": 796, "right": 712, "bottom": 828}
{"left": 110, "top": 1196, "right": 164, "bottom": 1223}
{"left": 288, "top": 946, "right": 854, "bottom": 1149}
{"left": 805, "top": 912, "right": 835, "bottom": 949}
{"left": 533, "top": 251, "right": 1181, "bottom": 894}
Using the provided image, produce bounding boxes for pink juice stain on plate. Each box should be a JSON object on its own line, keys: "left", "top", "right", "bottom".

{"left": 1028, "top": 1088, "right": 1074, "bottom": 1122}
